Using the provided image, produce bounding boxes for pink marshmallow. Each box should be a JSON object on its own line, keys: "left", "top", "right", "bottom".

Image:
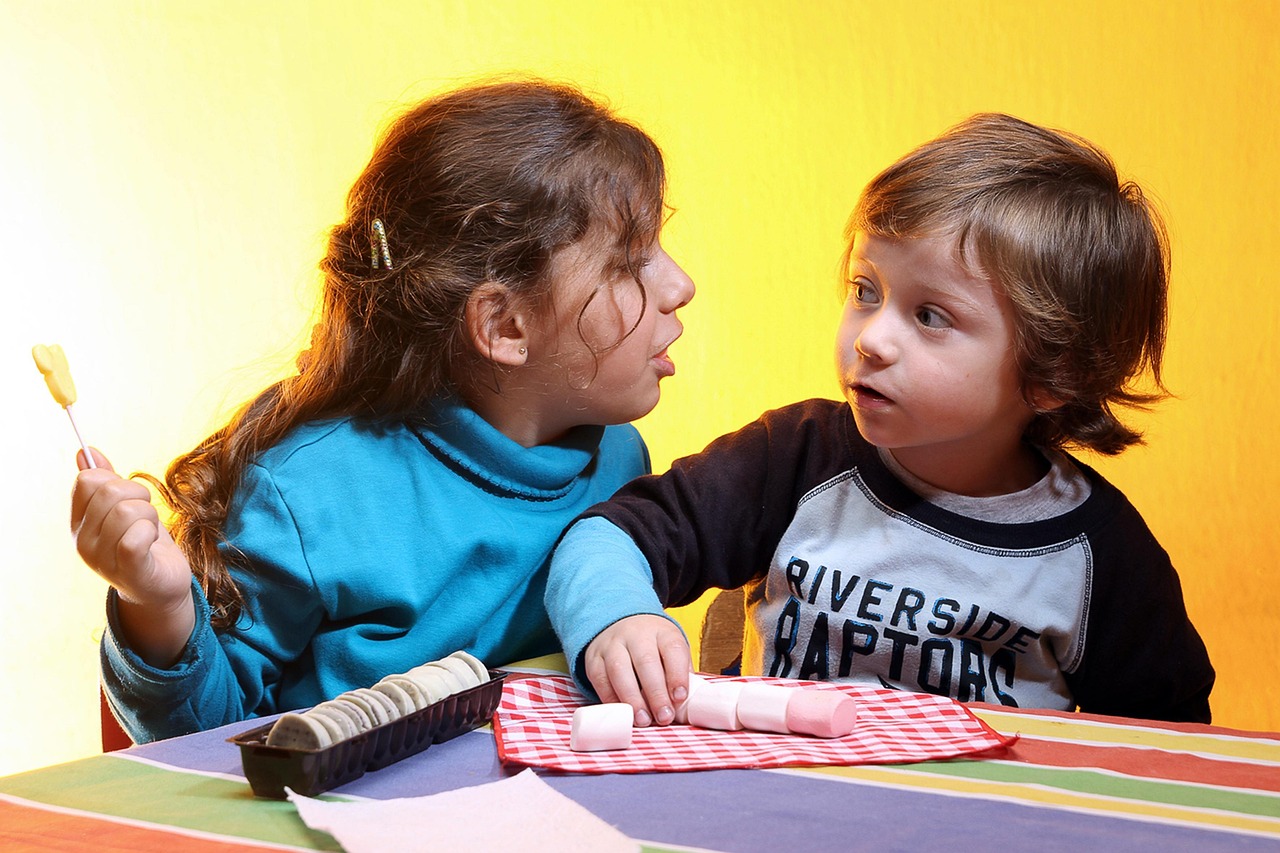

{"left": 784, "top": 689, "right": 857, "bottom": 738}
{"left": 735, "top": 682, "right": 795, "bottom": 734}
{"left": 672, "top": 672, "right": 709, "bottom": 725}
{"left": 685, "top": 681, "right": 744, "bottom": 731}
{"left": 570, "top": 703, "right": 634, "bottom": 751}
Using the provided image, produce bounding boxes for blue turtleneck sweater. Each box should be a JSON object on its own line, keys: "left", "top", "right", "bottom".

{"left": 101, "top": 397, "right": 648, "bottom": 742}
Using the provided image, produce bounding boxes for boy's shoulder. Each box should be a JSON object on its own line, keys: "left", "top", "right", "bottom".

{"left": 750, "top": 397, "right": 855, "bottom": 433}
{"left": 751, "top": 397, "right": 868, "bottom": 454}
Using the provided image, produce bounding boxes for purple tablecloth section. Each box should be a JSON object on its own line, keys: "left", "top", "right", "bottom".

{"left": 4, "top": 679, "right": 1280, "bottom": 851}
{"left": 68, "top": 702, "right": 1276, "bottom": 853}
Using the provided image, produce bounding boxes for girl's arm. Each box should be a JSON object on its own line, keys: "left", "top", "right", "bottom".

{"left": 95, "top": 459, "right": 326, "bottom": 742}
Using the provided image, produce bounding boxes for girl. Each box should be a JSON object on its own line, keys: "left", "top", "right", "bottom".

{"left": 72, "top": 79, "right": 695, "bottom": 743}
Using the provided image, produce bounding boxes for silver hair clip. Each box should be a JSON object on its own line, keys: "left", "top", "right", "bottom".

{"left": 371, "top": 218, "right": 393, "bottom": 270}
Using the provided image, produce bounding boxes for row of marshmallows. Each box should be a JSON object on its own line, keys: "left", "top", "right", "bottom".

{"left": 571, "top": 673, "right": 858, "bottom": 751}
{"left": 266, "top": 650, "right": 491, "bottom": 750}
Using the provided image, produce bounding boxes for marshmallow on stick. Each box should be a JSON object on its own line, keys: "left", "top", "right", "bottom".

{"left": 32, "top": 344, "right": 95, "bottom": 469}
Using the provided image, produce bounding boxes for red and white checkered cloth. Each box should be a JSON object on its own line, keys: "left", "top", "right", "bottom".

{"left": 493, "top": 674, "right": 1015, "bottom": 774}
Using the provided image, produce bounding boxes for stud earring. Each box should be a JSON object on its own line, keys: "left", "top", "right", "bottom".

{"left": 518, "top": 347, "right": 527, "bottom": 355}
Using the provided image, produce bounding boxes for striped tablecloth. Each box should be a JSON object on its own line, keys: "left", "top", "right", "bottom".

{"left": 2, "top": 678, "right": 1278, "bottom": 851}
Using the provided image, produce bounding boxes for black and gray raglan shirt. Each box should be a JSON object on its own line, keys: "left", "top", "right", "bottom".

{"left": 546, "top": 398, "right": 1214, "bottom": 723}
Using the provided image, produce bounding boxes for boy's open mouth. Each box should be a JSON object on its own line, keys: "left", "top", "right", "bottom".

{"left": 854, "top": 384, "right": 890, "bottom": 402}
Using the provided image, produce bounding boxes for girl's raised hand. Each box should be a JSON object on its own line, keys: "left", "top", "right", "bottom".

{"left": 583, "top": 613, "right": 692, "bottom": 728}
{"left": 71, "top": 449, "right": 195, "bottom": 666}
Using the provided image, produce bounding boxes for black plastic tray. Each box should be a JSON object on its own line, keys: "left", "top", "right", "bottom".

{"left": 230, "top": 670, "right": 507, "bottom": 798}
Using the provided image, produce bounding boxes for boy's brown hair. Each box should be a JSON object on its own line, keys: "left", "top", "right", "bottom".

{"left": 846, "top": 113, "right": 1170, "bottom": 455}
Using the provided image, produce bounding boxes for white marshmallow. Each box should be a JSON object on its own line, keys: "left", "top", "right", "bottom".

{"left": 685, "top": 681, "right": 745, "bottom": 731}
{"left": 570, "top": 703, "right": 634, "bottom": 751}
{"left": 672, "top": 672, "right": 709, "bottom": 725}
{"left": 735, "top": 682, "right": 795, "bottom": 734}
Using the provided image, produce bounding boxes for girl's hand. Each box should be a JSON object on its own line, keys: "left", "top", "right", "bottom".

{"left": 71, "top": 449, "right": 195, "bottom": 666}
{"left": 583, "top": 613, "right": 692, "bottom": 727}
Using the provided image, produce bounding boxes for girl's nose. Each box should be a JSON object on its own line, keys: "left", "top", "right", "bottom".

{"left": 658, "top": 253, "right": 696, "bottom": 312}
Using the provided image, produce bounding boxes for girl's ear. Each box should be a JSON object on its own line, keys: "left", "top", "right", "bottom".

{"left": 464, "top": 282, "right": 531, "bottom": 367}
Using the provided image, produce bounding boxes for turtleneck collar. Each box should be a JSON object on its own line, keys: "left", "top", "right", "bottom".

{"left": 410, "top": 396, "right": 606, "bottom": 500}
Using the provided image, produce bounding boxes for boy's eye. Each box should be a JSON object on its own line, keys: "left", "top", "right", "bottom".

{"left": 917, "top": 306, "right": 951, "bottom": 329}
{"left": 850, "top": 278, "right": 880, "bottom": 305}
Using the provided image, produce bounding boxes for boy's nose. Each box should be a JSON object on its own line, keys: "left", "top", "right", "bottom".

{"left": 854, "top": 314, "right": 897, "bottom": 363}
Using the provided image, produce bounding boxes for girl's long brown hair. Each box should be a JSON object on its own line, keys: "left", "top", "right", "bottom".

{"left": 153, "top": 79, "right": 666, "bottom": 628}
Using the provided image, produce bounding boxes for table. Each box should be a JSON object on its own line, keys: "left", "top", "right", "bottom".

{"left": 3, "top": 659, "right": 1279, "bottom": 852}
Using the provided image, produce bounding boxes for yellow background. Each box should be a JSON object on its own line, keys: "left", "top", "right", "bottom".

{"left": 2, "top": 0, "right": 1276, "bottom": 776}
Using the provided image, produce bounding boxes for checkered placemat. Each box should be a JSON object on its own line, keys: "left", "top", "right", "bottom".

{"left": 492, "top": 674, "right": 1015, "bottom": 773}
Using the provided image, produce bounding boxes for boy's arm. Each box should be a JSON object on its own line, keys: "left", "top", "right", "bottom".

{"left": 545, "top": 516, "right": 681, "bottom": 694}
{"left": 1067, "top": 494, "right": 1215, "bottom": 723}
{"left": 547, "top": 401, "right": 849, "bottom": 721}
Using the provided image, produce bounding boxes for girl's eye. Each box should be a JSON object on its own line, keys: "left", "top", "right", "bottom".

{"left": 850, "top": 278, "right": 880, "bottom": 305}
{"left": 917, "top": 306, "right": 951, "bottom": 329}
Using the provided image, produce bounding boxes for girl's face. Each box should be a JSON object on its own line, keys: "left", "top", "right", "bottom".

{"left": 527, "top": 235, "right": 695, "bottom": 435}
{"left": 836, "top": 231, "right": 1043, "bottom": 496}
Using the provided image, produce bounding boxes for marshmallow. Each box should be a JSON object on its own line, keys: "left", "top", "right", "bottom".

{"left": 784, "top": 689, "right": 857, "bottom": 738}
{"left": 685, "top": 681, "right": 745, "bottom": 731}
{"left": 672, "top": 672, "right": 709, "bottom": 724}
{"left": 570, "top": 703, "right": 634, "bottom": 751}
{"left": 735, "top": 682, "right": 795, "bottom": 734}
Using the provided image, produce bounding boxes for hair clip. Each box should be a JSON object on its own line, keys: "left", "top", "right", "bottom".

{"left": 371, "top": 218, "right": 393, "bottom": 270}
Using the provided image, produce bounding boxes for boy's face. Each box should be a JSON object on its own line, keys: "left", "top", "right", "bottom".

{"left": 836, "top": 232, "right": 1040, "bottom": 495}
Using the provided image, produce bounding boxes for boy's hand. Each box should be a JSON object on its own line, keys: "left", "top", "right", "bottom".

{"left": 583, "top": 613, "right": 692, "bottom": 727}
{"left": 71, "top": 449, "right": 195, "bottom": 665}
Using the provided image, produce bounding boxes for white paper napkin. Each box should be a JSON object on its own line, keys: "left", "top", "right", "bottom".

{"left": 288, "top": 769, "right": 637, "bottom": 853}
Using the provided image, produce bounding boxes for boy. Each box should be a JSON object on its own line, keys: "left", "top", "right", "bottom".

{"left": 545, "top": 113, "right": 1213, "bottom": 726}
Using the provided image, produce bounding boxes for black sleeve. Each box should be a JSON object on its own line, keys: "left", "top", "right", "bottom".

{"left": 585, "top": 399, "right": 857, "bottom": 609}
{"left": 1066, "top": 494, "right": 1215, "bottom": 724}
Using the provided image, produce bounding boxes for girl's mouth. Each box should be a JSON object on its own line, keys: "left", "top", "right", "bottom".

{"left": 652, "top": 348, "right": 675, "bottom": 377}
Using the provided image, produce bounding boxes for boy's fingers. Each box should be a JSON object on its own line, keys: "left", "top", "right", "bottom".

{"left": 632, "top": 646, "right": 675, "bottom": 726}
{"left": 601, "top": 651, "right": 652, "bottom": 726}
{"left": 659, "top": 637, "right": 694, "bottom": 704}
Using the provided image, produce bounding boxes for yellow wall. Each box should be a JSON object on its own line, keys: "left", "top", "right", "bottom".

{"left": 3, "top": 0, "right": 1276, "bottom": 775}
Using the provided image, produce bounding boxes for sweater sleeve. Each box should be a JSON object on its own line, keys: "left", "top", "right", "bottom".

{"left": 545, "top": 516, "right": 679, "bottom": 694}
{"left": 546, "top": 401, "right": 850, "bottom": 692}
{"left": 586, "top": 401, "right": 845, "bottom": 607}
{"left": 99, "top": 579, "right": 246, "bottom": 743}
{"left": 1065, "top": 493, "right": 1215, "bottom": 723}
{"left": 99, "top": 462, "right": 327, "bottom": 741}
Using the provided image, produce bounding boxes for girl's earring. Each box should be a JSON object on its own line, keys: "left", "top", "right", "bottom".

{"left": 518, "top": 347, "right": 527, "bottom": 356}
